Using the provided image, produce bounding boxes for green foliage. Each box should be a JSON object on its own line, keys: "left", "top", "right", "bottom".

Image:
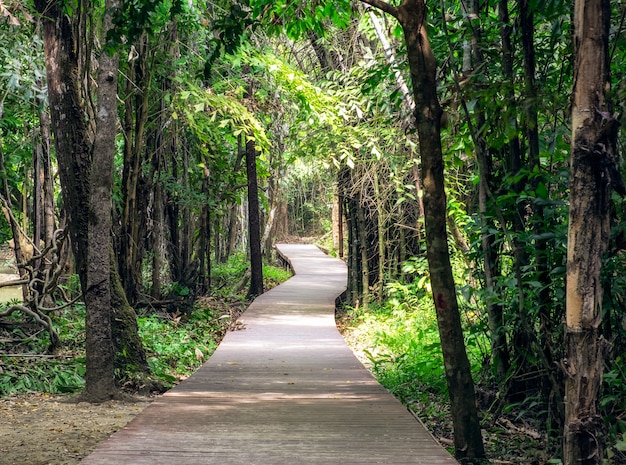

{"left": 602, "top": 362, "right": 626, "bottom": 463}
{"left": 0, "top": 357, "right": 85, "bottom": 395}
{"left": 137, "top": 307, "right": 222, "bottom": 384}
{"left": 210, "top": 252, "right": 292, "bottom": 299}
{"left": 110, "top": 0, "right": 186, "bottom": 46}
{"left": 210, "top": 253, "right": 249, "bottom": 299}
{"left": 251, "top": 0, "right": 352, "bottom": 40}
{"left": 175, "top": 83, "right": 270, "bottom": 152}
{"left": 346, "top": 279, "right": 446, "bottom": 399}
{"left": 262, "top": 263, "right": 292, "bottom": 288}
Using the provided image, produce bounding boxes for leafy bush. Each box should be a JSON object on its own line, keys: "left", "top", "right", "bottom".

{"left": 345, "top": 279, "right": 446, "bottom": 400}
{"left": 138, "top": 307, "right": 223, "bottom": 384}
{"left": 0, "top": 358, "right": 85, "bottom": 395}
{"left": 263, "top": 263, "right": 292, "bottom": 288}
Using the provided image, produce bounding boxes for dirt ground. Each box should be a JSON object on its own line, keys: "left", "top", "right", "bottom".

{"left": 0, "top": 392, "right": 153, "bottom": 465}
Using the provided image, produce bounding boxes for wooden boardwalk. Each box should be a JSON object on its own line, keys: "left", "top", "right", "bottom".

{"left": 81, "top": 244, "right": 458, "bottom": 465}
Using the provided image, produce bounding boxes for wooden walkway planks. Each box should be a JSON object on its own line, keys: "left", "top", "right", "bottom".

{"left": 80, "top": 244, "right": 458, "bottom": 465}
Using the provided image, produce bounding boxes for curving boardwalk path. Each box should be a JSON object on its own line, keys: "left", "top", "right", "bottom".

{"left": 81, "top": 244, "right": 458, "bottom": 465}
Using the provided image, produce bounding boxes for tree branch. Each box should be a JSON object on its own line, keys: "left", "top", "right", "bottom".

{"left": 361, "top": 0, "right": 399, "bottom": 18}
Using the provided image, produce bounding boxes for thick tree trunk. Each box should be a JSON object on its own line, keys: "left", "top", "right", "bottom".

{"left": 85, "top": 17, "right": 119, "bottom": 398}
{"left": 36, "top": 0, "right": 150, "bottom": 400}
{"left": 110, "top": 248, "right": 150, "bottom": 378}
{"left": 35, "top": 0, "right": 117, "bottom": 400}
{"left": 563, "top": 0, "right": 618, "bottom": 463}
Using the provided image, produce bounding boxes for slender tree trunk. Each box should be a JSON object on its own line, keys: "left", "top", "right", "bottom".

{"left": 198, "top": 165, "right": 211, "bottom": 293}
{"left": 39, "top": 105, "right": 56, "bottom": 248}
{"left": 120, "top": 36, "right": 150, "bottom": 303}
{"left": 151, "top": 179, "right": 165, "bottom": 299}
{"left": 373, "top": 170, "right": 385, "bottom": 299}
{"left": 362, "top": 0, "right": 486, "bottom": 460}
{"left": 0, "top": 144, "right": 31, "bottom": 300}
{"left": 246, "top": 137, "right": 264, "bottom": 298}
{"left": 356, "top": 198, "right": 370, "bottom": 309}
{"left": 563, "top": 0, "right": 618, "bottom": 463}
{"left": 520, "top": 0, "right": 553, "bottom": 386}
{"left": 33, "top": 140, "right": 42, "bottom": 254}
{"left": 465, "top": 0, "right": 510, "bottom": 384}
{"left": 337, "top": 188, "right": 344, "bottom": 259}
{"left": 349, "top": 199, "right": 360, "bottom": 306}
{"left": 225, "top": 202, "right": 239, "bottom": 262}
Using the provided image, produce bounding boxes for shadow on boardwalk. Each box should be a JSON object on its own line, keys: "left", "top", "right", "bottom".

{"left": 81, "top": 244, "right": 458, "bottom": 465}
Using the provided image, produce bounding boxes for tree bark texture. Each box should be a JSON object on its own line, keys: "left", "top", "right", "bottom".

{"left": 35, "top": 0, "right": 117, "bottom": 400}
{"left": 38, "top": 104, "right": 57, "bottom": 248}
{"left": 85, "top": 0, "right": 120, "bottom": 399}
{"left": 564, "top": 0, "right": 618, "bottom": 463}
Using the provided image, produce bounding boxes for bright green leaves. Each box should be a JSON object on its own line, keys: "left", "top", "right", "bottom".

{"left": 176, "top": 83, "right": 269, "bottom": 154}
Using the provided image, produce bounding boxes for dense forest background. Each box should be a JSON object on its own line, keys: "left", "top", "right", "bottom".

{"left": 1, "top": 0, "right": 626, "bottom": 463}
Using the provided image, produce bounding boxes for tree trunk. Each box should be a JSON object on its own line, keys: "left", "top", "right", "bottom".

{"left": 85, "top": 10, "right": 119, "bottom": 397}
{"left": 362, "top": 0, "right": 486, "bottom": 460}
{"left": 563, "top": 0, "right": 617, "bottom": 463}
{"left": 110, "top": 248, "right": 150, "bottom": 378}
{"left": 33, "top": 139, "right": 42, "bottom": 255}
{"left": 35, "top": 0, "right": 117, "bottom": 400}
{"left": 120, "top": 36, "right": 150, "bottom": 304}
{"left": 39, "top": 105, "right": 56, "bottom": 248}
{"left": 373, "top": 169, "right": 385, "bottom": 300}
{"left": 356, "top": 198, "right": 370, "bottom": 309}
{"left": 0, "top": 144, "right": 31, "bottom": 301}
{"left": 520, "top": 0, "right": 554, "bottom": 399}
{"left": 246, "top": 137, "right": 264, "bottom": 298}
{"left": 465, "top": 0, "right": 510, "bottom": 385}
{"left": 198, "top": 165, "right": 211, "bottom": 293}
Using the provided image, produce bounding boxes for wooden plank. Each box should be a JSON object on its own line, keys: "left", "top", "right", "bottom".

{"left": 80, "top": 244, "right": 458, "bottom": 465}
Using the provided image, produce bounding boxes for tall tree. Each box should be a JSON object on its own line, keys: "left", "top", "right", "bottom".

{"left": 563, "top": 0, "right": 621, "bottom": 462}
{"left": 245, "top": 135, "right": 264, "bottom": 298}
{"left": 34, "top": 0, "right": 117, "bottom": 400}
{"left": 35, "top": 0, "right": 152, "bottom": 399}
{"left": 360, "top": 0, "right": 485, "bottom": 461}
{"left": 86, "top": 0, "right": 119, "bottom": 400}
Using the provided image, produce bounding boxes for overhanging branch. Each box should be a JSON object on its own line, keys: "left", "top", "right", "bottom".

{"left": 360, "top": 0, "right": 399, "bottom": 19}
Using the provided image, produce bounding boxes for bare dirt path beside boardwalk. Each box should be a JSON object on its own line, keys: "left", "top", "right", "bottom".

{"left": 79, "top": 244, "right": 458, "bottom": 465}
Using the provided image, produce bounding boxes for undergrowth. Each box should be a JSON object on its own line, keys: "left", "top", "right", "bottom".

{"left": 339, "top": 278, "right": 558, "bottom": 464}
{"left": 0, "top": 255, "right": 291, "bottom": 396}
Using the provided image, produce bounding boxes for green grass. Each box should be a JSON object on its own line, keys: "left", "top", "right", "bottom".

{"left": 263, "top": 263, "right": 292, "bottom": 286}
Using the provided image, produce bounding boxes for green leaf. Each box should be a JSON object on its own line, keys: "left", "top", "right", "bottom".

{"left": 535, "top": 182, "right": 548, "bottom": 199}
